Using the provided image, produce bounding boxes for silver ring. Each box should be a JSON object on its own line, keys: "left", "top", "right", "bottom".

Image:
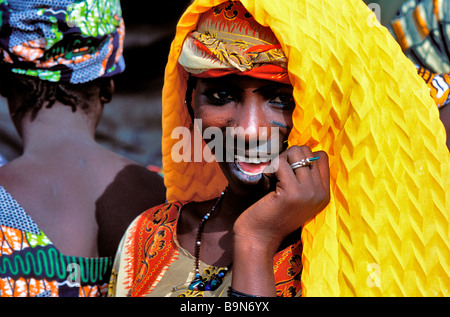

{"left": 290, "top": 156, "right": 319, "bottom": 170}
{"left": 290, "top": 159, "right": 310, "bottom": 170}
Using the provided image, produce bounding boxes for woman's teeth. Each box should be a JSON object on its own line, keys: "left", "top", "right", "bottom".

{"left": 235, "top": 154, "right": 271, "bottom": 175}
{"left": 234, "top": 154, "right": 271, "bottom": 163}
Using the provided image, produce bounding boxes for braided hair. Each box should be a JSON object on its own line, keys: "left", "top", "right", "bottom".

{"left": 0, "top": 63, "right": 112, "bottom": 121}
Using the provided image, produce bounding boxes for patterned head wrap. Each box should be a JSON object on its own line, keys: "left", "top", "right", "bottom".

{"left": 178, "top": 1, "right": 289, "bottom": 84}
{"left": 0, "top": 0, "right": 125, "bottom": 84}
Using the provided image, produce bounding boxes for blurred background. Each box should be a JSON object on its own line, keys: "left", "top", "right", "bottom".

{"left": 0, "top": 0, "right": 405, "bottom": 167}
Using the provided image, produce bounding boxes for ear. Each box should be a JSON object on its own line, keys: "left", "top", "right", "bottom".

{"left": 100, "top": 78, "right": 115, "bottom": 104}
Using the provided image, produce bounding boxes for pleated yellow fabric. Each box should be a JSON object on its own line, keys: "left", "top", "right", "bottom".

{"left": 161, "top": 0, "right": 450, "bottom": 296}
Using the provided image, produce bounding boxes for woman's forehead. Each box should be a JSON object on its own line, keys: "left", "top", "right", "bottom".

{"left": 196, "top": 76, "right": 293, "bottom": 89}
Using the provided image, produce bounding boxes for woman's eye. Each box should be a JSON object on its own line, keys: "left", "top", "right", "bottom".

{"left": 270, "top": 94, "right": 295, "bottom": 108}
{"left": 207, "top": 90, "right": 234, "bottom": 105}
{"left": 213, "top": 91, "right": 232, "bottom": 100}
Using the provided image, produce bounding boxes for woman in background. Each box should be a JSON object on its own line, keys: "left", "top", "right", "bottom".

{"left": 0, "top": 0, "right": 165, "bottom": 297}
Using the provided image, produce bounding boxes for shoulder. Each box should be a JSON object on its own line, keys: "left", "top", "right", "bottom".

{"left": 95, "top": 163, "right": 167, "bottom": 256}
{"left": 115, "top": 201, "right": 186, "bottom": 258}
{"left": 109, "top": 201, "right": 186, "bottom": 296}
{"left": 95, "top": 163, "right": 166, "bottom": 218}
{"left": 114, "top": 163, "right": 166, "bottom": 198}
{"left": 116, "top": 163, "right": 164, "bottom": 192}
{"left": 0, "top": 159, "right": 40, "bottom": 195}
{"left": 126, "top": 164, "right": 165, "bottom": 196}
{"left": 126, "top": 201, "right": 185, "bottom": 241}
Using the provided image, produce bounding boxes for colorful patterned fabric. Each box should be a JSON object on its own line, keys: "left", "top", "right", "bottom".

{"left": 161, "top": 0, "right": 450, "bottom": 296}
{"left": 416, "top": 65, "right": 450, "bottom": 109}
{"left": 390, "top": 0, "right": 450, "bottom": 74}
{"left": 108, "top": 202, "right": 302, "bottom": 297}
{"left": 178, "top": 1, "right": 289, "bottom": 84}
{"left": 0, "top": 186, "right": 112, "bottom": 297}
{"left": 389, "top": 0, "right": 450, "bottom": 110}
{"left": 0, "top": 0, "right": 125, "bottom": 83}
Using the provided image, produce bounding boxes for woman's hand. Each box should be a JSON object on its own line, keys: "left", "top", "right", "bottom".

{"left": 231, "top": 145, "right": 330, "bottom": 296}
{"left": 234, "top": 145, "right": 330, "bottom": 250}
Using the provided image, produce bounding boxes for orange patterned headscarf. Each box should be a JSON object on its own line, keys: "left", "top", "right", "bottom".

{"left": 178, "top": 1, "right": 289, "bottom": 84}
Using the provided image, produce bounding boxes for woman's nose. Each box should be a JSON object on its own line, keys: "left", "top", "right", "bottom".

{"left": 232, "top": 99, "right": 270, "bottom": 144}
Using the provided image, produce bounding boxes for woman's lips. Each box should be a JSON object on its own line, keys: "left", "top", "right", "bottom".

{"left": 235, "top": 154, "right": 271, "bottom": 176}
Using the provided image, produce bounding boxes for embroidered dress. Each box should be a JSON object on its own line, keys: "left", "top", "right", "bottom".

{"left": 0, "top": 186, "right": 112, "bottom": 297}
{"left": 108, "top": 202, "right": 302, "bottom": 297}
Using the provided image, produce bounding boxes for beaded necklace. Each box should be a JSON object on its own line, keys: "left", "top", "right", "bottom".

{"left": 187, "top": 188, "right": 231, "bottom": 292}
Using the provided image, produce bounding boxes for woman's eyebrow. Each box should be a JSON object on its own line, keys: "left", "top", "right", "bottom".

{"left": 200, "top": 78, "right": 244, "bottom": 91}
{"left": 252, "top": 83, "right": 292, "bottom": 93}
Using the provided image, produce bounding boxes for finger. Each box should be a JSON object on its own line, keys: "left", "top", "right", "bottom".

{"left": 265, "top": 147, "right": 317, "bottom": 195}
{"left": 286, "top": 148, "right": 330, "bottom": 223}
{"left": 286, "top": 147, "right": 329, "bottom": 210}
{"left": 263, "top": 146, "right": 326, "bottom": 194}
{"left": 263, "top": 155, "right": 299, "bottom": 191}
{"left": 312, "top": 150, "right": 331, "bottom": 207}
{"left": 314, "top": 150, "right": 330, "bottom": 194}
{"left": 261, "top": 153, "right": 296, "bottom": 192}
{"left": 263, "top": 145, "right": 316, "bottom": 187}
{"left": 286, "top": 145, "right": 318, "bottom": 185}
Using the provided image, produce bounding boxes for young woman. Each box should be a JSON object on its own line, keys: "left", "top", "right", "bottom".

{"left": 109, "top": 0, "right": 450, "bottom": 297}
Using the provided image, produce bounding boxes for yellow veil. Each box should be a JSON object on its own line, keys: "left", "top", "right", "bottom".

{"left": 161, "top": 0, "right": 450, "bottom": 296}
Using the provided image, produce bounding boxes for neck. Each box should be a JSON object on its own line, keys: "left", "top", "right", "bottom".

{"left": 19, "top": 101, "right": 98, "bottom": 154}
{"left": 214, "top": 186, "right": 264, "bottom": 223}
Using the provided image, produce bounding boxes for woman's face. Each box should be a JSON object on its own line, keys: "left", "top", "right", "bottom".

{"left": 192, "top": 75, "right": 295, "bottom": 195}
